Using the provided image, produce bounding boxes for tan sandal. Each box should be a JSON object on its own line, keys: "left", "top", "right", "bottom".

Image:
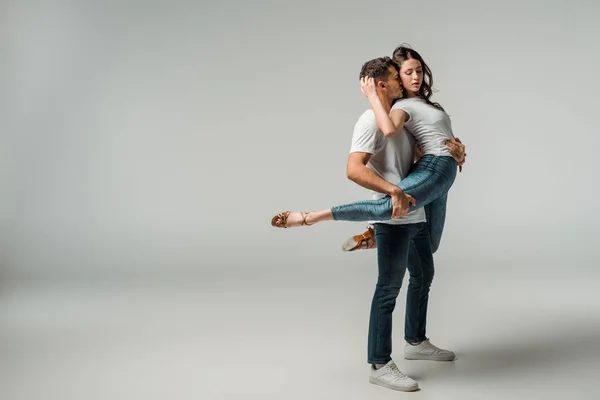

{"left": 342, "top": 226, "right": 376, "bottom": 251}
{"left": 271, "top": 211, "right": 314, "bottom": 228}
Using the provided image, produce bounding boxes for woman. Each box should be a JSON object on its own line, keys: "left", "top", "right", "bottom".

{"left": 271, "top": 45, "right": 466, "bottom": 248}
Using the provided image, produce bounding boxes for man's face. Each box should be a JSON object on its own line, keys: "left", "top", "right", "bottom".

{"left": 381, "top": 65, "right": 403, "bottom": 100}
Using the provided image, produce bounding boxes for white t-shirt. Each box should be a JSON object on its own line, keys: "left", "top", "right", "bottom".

{"left": 349, "top": 110, "right": 426, "bottom": 225}
{"left": 391, "top": 97, "right": 456, "bottom": 157}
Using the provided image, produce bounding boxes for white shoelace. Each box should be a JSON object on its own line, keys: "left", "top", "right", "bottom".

{"left": 388, "top": 363, "right": 408, "bottom": 380}
{"left": 421, "top": 340, "right": 447, "bottom": 355}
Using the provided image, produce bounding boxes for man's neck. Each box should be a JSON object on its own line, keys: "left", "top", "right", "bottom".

{"left": 375, "top": 93, "right": 393, "bottom": 113}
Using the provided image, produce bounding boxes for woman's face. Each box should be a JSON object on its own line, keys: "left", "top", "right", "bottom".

{"left": 399, "top": 58, "right": 423, "bottom": 97}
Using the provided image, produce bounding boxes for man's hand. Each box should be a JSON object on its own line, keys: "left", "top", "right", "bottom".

{"left": 390, "top": 188, "right": 416, "bottom": 219}
{"left": 445, "top": 137, "right": 466, "bottom": 172}
{"left": 414, "top": 144, "right": 424, "bottom": 162}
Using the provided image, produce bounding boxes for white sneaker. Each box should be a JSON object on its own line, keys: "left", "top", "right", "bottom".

{"left": 369, "top": 360, "right": 419, "bottom": 392}
{"left": 404, "top": 339, "right": 455, "bottom": 361}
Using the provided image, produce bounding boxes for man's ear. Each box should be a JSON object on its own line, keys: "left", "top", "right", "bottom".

{"left": 376, "top": 80, "right": 386, "bottom": 91}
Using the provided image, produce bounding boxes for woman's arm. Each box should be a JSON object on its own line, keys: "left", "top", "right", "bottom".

{"left": 370, "top": 98, "right": 409, "bottom": 138}
{"left": 361, "top": 77, "right": 409, "bottom": 137}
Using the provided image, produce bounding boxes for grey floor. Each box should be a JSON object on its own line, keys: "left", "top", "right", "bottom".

{"left": 2, "top": 251, "right": 599, "bottom": 400}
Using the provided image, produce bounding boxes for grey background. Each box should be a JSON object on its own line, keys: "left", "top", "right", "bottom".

{"left": 2, "top": 0, "right": 599, "bottom": 399}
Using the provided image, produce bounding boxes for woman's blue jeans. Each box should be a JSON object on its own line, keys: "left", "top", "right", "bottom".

{"left": 330, "top": 155, "right": 457, "bottom": 253}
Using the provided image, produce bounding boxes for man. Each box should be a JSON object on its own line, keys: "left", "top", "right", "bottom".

{"left": 348, "top": 57, "right": 460, "bottom": 392}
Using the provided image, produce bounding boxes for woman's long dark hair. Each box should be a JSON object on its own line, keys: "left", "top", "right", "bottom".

{"left": 392, "top": 44, "right": 444, "bottom": 112}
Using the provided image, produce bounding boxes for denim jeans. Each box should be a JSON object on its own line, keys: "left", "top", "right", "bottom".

{"left": 331, "top": 155, "right": 457, "bottom": 253}
{"left": 367, "top": 222, "right": 434, "bottom": 364}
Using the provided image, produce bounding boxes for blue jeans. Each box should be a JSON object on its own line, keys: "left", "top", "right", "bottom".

{"left": 368, "top": 222, "right": 434, "bottom": 364}
{"left": 331, "top": 155, "right": 457, "bottom": 253}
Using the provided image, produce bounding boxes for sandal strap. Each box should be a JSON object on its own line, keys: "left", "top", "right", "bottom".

{"left": 301, "top": 212, "right": 314, "bottom": 226}
{"left": 359, "top": 227, "right": 374, "bottom": 240}
{"left": 279, "top": 211, "right": 291, "bottom": 228}
{"left": 272, "top": 211, "right": 313, "bottom": 228}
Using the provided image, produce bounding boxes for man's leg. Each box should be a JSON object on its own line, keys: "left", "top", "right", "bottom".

{"left": 367, "top": 223, "right": 419, "bottom": 392}
{"left": 403, "top": 223, "right": 455, "bottom": 361}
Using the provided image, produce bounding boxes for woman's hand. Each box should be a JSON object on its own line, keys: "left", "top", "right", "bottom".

{"left": 360, "top": 77, "right": 378, "bottom": 99}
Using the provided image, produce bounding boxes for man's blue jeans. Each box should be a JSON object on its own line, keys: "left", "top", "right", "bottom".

{"left": 367, "top": 222, "right": 434, "bottom": 365}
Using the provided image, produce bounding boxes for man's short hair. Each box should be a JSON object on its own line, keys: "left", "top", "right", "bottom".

{"left": 359, "top": 57, "right": 397, "bottom": 81}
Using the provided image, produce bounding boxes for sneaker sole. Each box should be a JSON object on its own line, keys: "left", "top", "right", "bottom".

{"left": 404, "top": 353, "right": 455, "bottom": 361}
{"left": 369, "top": 377, "right": 419, "bottom": 392}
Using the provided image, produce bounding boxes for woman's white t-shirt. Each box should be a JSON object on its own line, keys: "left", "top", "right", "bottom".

{"left": 391, "top": 97, "right": 455, "bottom": 157}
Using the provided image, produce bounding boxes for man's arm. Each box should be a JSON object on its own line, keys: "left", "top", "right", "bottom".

{"left": 415, "top": 140, "right": 466, "bottom": 171}
{"left": 414, "top": 144, "right": 423, "bottom": 163}
{"left": 346, "top": 152, "right": 415, "bottom": 218}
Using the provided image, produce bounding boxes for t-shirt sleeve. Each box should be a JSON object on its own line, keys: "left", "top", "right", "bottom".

{"left": 349, "top": 117, "right": 381, "bottom": 154}
{"left": 391, "top": 100, "right": 413, "bottom": 126}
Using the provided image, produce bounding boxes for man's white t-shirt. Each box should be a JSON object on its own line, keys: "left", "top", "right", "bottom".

{"left": 391, "top": 97, "right": 456, "bottom": 157}
{"left": 349, "top": 109, "right": 426, "bottom": 225}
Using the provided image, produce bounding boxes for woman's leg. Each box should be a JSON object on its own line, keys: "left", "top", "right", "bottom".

{"left": 330, "top": 155, "right": 456, "bottom": 222}
{"left": 424, "top": 193, "right": 447, "bottom": 254}
{"left": 271, "top": 209, "right": 334, "bottom": 228}
{"left": 341, "top": 191, "right": 448, "bottom": 253}
{"left": 271, "top": 155, "right": 456, "bottom": 228}
{"left": 404, "top": 222, "right": 435, "bottom": 344}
